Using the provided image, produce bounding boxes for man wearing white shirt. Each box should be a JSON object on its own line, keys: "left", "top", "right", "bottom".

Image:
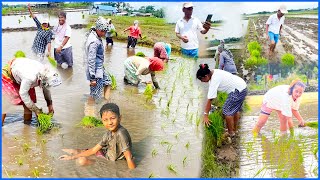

{"left": 266, "top": 5, "right": 288, "bottom": 55}
{"left": 175, "top": 2, "right": 211, "bottom": 59}
{"left": 53, "top": 11, "right": 73, "bottom": 68}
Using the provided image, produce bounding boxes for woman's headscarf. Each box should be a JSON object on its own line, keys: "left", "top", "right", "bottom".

{"left": 148, "top": 57, "right": 164, "bottom": 71}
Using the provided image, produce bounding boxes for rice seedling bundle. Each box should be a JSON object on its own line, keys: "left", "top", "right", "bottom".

{"left": 37, "top": 113, "right": 53, "bottom": 134}
{"left": 81, "top": 116, "right": 103, "bottom": 128}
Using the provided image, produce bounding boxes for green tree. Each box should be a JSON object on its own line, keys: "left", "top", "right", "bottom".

{"left": 145, "top": 5, "right": 155, "bottom": 13}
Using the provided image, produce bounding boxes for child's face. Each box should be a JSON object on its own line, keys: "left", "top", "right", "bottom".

{"left": 101, "top": 111, "right": 121, "bottom": 132}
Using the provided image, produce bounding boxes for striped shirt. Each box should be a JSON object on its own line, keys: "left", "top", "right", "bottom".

{"left": 31, "top": 17, "right": 53, "bottom": 54}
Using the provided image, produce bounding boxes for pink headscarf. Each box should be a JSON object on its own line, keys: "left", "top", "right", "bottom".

{"left": 148, "top": 57, "right": 164, "bottom": 71}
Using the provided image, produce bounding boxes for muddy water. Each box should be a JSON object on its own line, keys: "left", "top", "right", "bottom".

{"left": 2, "top": 11, "right": 89, "bottom": 29}
{"left": 2, "top": 29, "right": 213, "bottom": 177}
{"left": 239, "top": 93, "right": 318, "bottom": 178}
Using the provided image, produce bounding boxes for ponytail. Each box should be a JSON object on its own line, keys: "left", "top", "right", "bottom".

{"left": 196, "top": 64, "right": 211, "bottom": 80}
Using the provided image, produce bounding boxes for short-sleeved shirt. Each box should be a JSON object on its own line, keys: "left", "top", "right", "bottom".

{"left": 207, "top": 69, "right": 247, "bottom": 99}
{"left": 98, "top": 125, "right": 132, "bottom": 161}
{"left": 266, "top": 13, "right": 285, "bottom": 34}
{"left": 128, "top": 26, "right": 141, "bottom": 39}
{"left": 263, "top": 85, "right": 301, "bottom": 117}
{"left": 175, "top": 17, "right": 204, "bottom": 49}
{"left": 53, "top": 24, "right": 72, "bottom": 49}
{"left": 31, "top": 17, "right": 53, "bottom": 54}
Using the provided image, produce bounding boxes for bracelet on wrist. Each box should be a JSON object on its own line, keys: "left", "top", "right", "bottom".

{"left": 203, "top": 112, "right": 208, "bottom": 115}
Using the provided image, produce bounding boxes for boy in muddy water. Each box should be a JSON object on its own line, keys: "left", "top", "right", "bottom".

{"left": 266, "top": 5, "right": 288, "bottom": 56}
{"left": 59, "top": 103, "right": 136, "bottom": 170}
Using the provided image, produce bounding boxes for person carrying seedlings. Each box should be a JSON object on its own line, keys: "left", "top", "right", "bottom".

{"left": 2, "top": 57, "right": 62, "bottom": 125}
{"left": 252, "top": 80, "right": 306, "bottom": 136}
{"left": 153, "top": 42, "right": 172, "bottom": 63}
{"left": 217, "top": 45, "right": 237, "bottom": 74}
{"left": 266, "top": 4, "right": 288, "bottom": 55}
{"left": 105, "top": 18, "right": 117, "bottom": 47}
{"left": 124, "top": 20, "right": 142, "bottom": 48}
{"left": 52, "top": 11, "right": 73, "bottom": 68}
{"left": 124, "top": 56, "right": 164, "bottom": 89}
{"left": 175, "top": 2, "right": 211, "bottom": 59}
{"left": 28, "top": 4, "right": 53, "bottom": 63}
{"left": 59, "top": 103, "right": 136, "bottom": 169}
{"left": 84, "top": 16, "right": 112, "bottom": 102}
{"left": 196, "top": 64, "right": 247, "bottom": 137}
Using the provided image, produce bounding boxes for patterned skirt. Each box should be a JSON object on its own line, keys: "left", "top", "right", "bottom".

{"left": 2, "top": 60, "right": 36, "bottom": 105}
{"left": 124, "top": 58, "right": 139, "bottom": 85}
{"left": 223, "top": 88, "right": 247, "bottom": 116}
{"left": 90, "top": 71, "right": 112, "bottom": 100}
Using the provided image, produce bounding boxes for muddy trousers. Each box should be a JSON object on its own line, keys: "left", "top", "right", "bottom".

{"left": 127, "top": 36, "right": 137, "bottom": 48}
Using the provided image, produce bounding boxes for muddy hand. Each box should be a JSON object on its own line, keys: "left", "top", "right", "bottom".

{"left": 203, "top": 116, "right": 211, "bottom": 127}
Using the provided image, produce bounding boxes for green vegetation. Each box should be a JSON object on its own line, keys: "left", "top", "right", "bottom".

{"left": 182, "top": 156, "right": 188, "bottom": 167}
{"left": 151, "top": 148, "right": 158, "bottom": 157}
{"left": 135, "top": 52, "right": 146, "bottom": 57}
{"left": 14, "top": 50, "right": 26, "bottom": 58}
{"left": 167, "top": 164, "right": 178, "bottom": 175}
{"left": 248, "top": 41, "right": 262, "bottom": 54}
{"left": 47, "top": 56, "right": 58, "bottom": 68}
{"left": 207, "top": 111, "right": 225, "bottom": 147}
{"left": 144, "top": 84, "right": 154, "bottom": 101}
{"left": 2, "top": 6, "right": 27, "bottom": 16}
{"left": 245, "top": 41, "right": 268, "bottom": 69}
{"left": 305, "top": 121, "right": 318, "bottom": 129}
{"left": 281, "top": 53, "right": 295, "bottom": 67}
{"left": 109, "top": 73, "right": 117, "bottom": 90}
{"left": 22, "top": 143, "right": 30, "bottom": 152}
{"left": 88, "top": 15, "right": 181, "bottom": 54}
{"left": 81, "top": 116, "right": 103, "bottom": 128}
{"left": 37, "top": 113, "right": 53, "bottom": 135}
{"left": 61, "top": 2, "right": 92, "bottom": 8}
{"left": 32, "top": 168, "right": 40, "bottom": 178}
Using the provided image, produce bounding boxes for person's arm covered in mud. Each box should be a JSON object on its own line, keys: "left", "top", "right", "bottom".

{"left": 42, "top": 87, "right": 54, "bottom": 114}
{"left": 59, "top": 144, "right": 102, "bottom": 160}
{"left": 292, "top": 109, "right": 305, "bottom": 127}
{"left": 150, "top": 71, "right": 160, "bottom": 89}
{"left": 124, "top": 150, "right": 136, "bottom": 169}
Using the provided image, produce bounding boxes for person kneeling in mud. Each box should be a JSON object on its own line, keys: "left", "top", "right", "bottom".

{"left": 124, "top": 56, "right": 164, "bottom": 89}
{"left": 252, "top": 80, "right": 306, "bottom": 136}
{"left": 196, "top": 64, "right": 247, "bottom": 137}
{"left": 59, "top": 103, "right": 136, "bottom": 169}
{"left": 2, "top": 57, "right": 62, "bottom": 125}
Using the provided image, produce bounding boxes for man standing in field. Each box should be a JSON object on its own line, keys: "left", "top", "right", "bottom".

{"left": 175, "top": 2, "right": 211, "bottom": 59}
{"left": 266, "top": 5, "right": 288, "bottom": 55}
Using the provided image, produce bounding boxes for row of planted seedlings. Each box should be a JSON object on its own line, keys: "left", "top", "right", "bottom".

{"left": 147, "top": 58, "right": 204, "bottom": 177}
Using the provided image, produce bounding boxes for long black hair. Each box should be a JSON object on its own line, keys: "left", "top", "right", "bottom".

{"left": 196, "top": 64, "right": 211, "bottom": 80}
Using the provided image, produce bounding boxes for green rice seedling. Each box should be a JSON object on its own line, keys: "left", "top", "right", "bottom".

{"left": 174, "top": 132, "right": 180, "bottom": 139}
{"left": 37, "top": 113, "right": 53, "bottom": 134}
{"left": 172, "top": 118, "right": 176, "bottom": 124}
{"left": 167, "top": 164, "right": 178, "bottom": 175}
{"left": 182, "top": 156, "right": 188, "bottom": 167}
{"left": 22, "top": 143, "right": 30, "bottom": 152}
{"left": 313, "top": 166, "right": 318, "bottom": 176}
{"left": 47, "top": 56, "right": 57, "bottom": 68}
{"left": 81, "top": 116, "right": 103, "bottom": 128}
{"left": 305, "top": 121, "right": 318, "bottom": 128}
{"left": 281, "top": 53, "right": 295, "bottom": 67}
{"left": 14, "top": 50, "right": 26, "bottom": 58}
{"left": 246, "top": 141, "right": 254, "bottom": 154}
{"left": 188, "top": 113, "right": 194, "bottom": 124}
{"left": 82, "top": 14, "right": 85, "bottom": 19}
{"left": 312, "top": 146, "right": 318, "bottom": 158}
{"left": 151, "top": 148, "right": 158, "bottom": 157}
{"left": 253, "top": 166, "right": 266, "bottom": 178}
{"left": 3, "top": 165, "right": 13, "bottom": 178}
{"left": 144, "top": 84, "right": 153, "bottom": 101}
{"left": 32, "top": 168, "right": 40, "bottom": 178}
{"left": 148, "top": 173, "right": 155, "bottom": 178}
{"left": 215, "top": 92, "right": 228, "bottom": 108}
{"left": 247, "top": 41, "right": 261, "bottom": 53}
{"left": 158, "top": 97, "right": 162, "bottom": 105}
{"left": 160, "top": 140, "right": 171, "bottom": 146}
{"left": 205, "top": 37, "right": 208, "bottom": 39}
{"left": 109, "top": 73, "right": 117, "bottom": 90}
{"left": 167, "top": 144, "right": 173, "bottom": 154}
{"left": 185, "top": 142, "right": 190, "bottom": 149}
{"left": 18, "top": 19, "right": 22, "bottom": 24}
{"left": 135, "top": 52, "right": 145, "bottom": 57}
{"left": 207, "top": 111, "right": 225, "bottom": 146}
{"left": 161, "top": 122, "right": 168, "bottom": 130}
{"left": 17, "top": 158, "right": 23, "bottom": 166}
{"left": 195, "top": 116, "right": 201, "bottom": 128}
{"left": 24, "top": 16, "right": 26, "bottom": 20}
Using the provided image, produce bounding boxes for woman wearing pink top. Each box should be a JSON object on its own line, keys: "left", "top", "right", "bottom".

{"left": 124, "top": 20, "right": 142, "bottom": 48}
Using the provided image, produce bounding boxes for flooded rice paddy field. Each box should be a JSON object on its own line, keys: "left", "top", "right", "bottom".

{"left": 2, "top": 29, "right": 214, "bottom": 177}
{"left": 239, "top": 93, "right": 318, "bottom": 178}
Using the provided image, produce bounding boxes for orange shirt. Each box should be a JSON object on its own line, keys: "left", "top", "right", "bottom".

{"left": 128, "top": 26, "right": 141, "bottom": 38}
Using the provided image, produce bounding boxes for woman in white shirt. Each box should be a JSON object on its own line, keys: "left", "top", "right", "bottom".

{"left": 2, "top": 58, "right": 62, "bottom": 125}
{"left": 197, "top": 64, "right": 247, "bottom": 137}
{"left": 252, "top": 80, "right": 306, "bottom": 136}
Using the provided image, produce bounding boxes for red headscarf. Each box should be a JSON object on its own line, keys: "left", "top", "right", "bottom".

{"left": 148, "top": 57, "right": 164, "bottom": 71}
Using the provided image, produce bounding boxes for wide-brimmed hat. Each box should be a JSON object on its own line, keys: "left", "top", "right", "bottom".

{"left": 39, "top": 66, "right": 62, "bottom": 88}
{"left": 279, "top": 4, "right": 288, "bottom": 14}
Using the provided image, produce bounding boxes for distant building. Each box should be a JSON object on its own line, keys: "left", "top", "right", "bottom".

{"left": 91, "top": 5, "right": 117, "bottom": 15}
{"left": 130, "top": 12, "right": 153, "bottom": 17}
